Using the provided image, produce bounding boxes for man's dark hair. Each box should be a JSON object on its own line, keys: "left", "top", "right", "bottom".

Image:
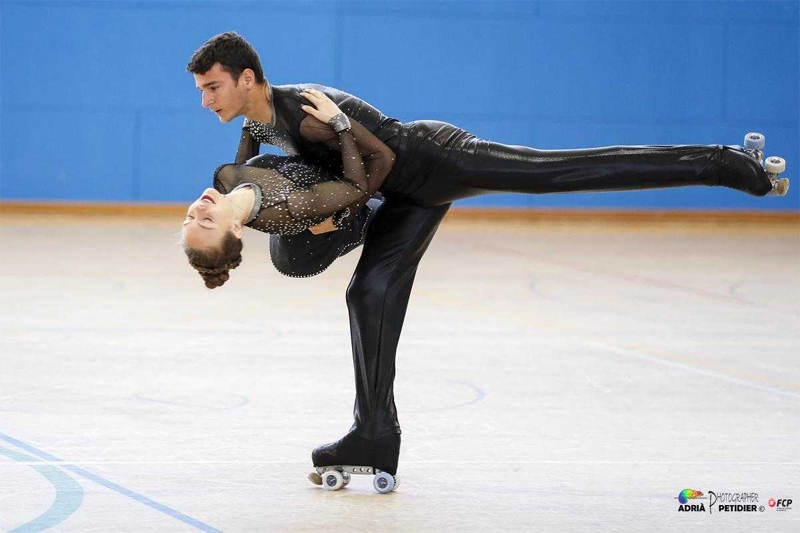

{"left": 186, "top": 32, "right": 265, "bottom": 84}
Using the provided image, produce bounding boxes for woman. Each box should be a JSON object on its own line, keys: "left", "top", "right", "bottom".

{"left": 181, "top": 88, "right": 395, "bottom": 288}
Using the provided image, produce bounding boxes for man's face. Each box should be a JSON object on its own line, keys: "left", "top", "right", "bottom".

{"left": 193, "top": 63, "right": 248, "bottom": 123}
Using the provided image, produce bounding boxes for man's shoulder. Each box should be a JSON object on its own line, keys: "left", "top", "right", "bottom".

{"left": 272, "top": 83, "right": 391, "bottom": 126}
{"left": 273, "top": 83, "right": 354, "bottom": 102}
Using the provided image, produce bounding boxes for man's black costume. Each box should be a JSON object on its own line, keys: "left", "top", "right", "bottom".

{"left": 222, "top": 83, "right": 774, "bottom": 476}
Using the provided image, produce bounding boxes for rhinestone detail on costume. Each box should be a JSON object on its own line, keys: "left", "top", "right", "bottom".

{"left": 269, "top": 201, "right": 377, "bottom": 279}
{"left": 238, "top": 157, "right": 341, "bottom": 236}
{"left": 244, "top": 118, "right": 299, "bottom": 156}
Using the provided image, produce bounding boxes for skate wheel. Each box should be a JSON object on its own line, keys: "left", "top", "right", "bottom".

{"left": 744, "top": 132, "right": 765, "bottom": 150}
{"left": 768, "top": 178, "right": 789, "bottom": 197}
{"left": 308, "top": 472, "right": 322, "bottom": 486}
{"left": 373, "top": 472, "right": 397, "bottom": 494}
{"left": 765, "top": 156, "right": 786, "bottom": 174}
{"left": 342, "top": 471, "right": 351, "bottom": 486}
{"left": 322, "top": 470, "right": 344, "bottom": 491}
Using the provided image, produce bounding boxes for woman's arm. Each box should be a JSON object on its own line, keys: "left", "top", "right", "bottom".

{"left": 213, "top": 159, "right": 367, "bottom": 234}
{"left": 301, "top": 115, "right": 380, "bottom": 231}
{"left": 298, "top": 89, "right": 394, "bottom": 229}
{"left": 224, "top": 90, "right": 388, "bottom": 233}
{"left": 300, "top": 89, "right": 395, "bottom": 192}
{"left": 299, "top": 114, "right": 396, "bottom": 195}
{"left": 281, "top": 128, "right": 372, "bottom": 220}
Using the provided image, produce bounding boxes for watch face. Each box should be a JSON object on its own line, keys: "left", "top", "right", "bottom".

{"left": 329, "top": 113, "right": 351, "bottom": 133}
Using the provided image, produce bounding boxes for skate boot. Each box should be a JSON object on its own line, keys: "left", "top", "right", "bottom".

{"left": 307, "top": 430, "right": 401, "bottom": 493}
{"left": 741, "top": 132, "right": 789, "bottom": 196}
{"left": 726, "top": 132, "right": 789, "bottom": 196}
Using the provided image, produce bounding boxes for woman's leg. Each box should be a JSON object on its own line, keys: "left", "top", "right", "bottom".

{"left": 311, "top": 198, "right": 451, "bottom": 476}
{"left": 402, "top": 121, "right": 777, "bottom": 206}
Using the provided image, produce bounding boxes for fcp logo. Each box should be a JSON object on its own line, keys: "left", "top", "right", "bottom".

{"left": 768, "top": 498, "right": 793, "bottom": 511}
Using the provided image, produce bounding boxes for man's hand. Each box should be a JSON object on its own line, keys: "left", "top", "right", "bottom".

{"left": 308, "top": 216, "right": 338, "bottom": 234}
{"left": 300, "top": 88, "right": 343, "bottom": 124}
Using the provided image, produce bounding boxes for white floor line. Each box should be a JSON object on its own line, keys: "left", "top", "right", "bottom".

{"left": 592, "top": 341, "right": 800, "bottom": 400}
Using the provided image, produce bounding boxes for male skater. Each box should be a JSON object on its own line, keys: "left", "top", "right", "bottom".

{"left": 187, "top": 32, "right": 448, "bottom": 484}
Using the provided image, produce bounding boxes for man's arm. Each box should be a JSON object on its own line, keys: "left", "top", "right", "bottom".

{"left": 235, "top": 129, "right": 260, "bottom": 164}
{"left": 214, "top": 129, "right": 257, "bottom": 193}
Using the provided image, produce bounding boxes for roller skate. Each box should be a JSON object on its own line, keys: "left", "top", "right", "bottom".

{"left": 740, "top": 132, "right": 789, "bottom": 196}
{"left": 307, "top": 430, "right": 401, "bottom": 494}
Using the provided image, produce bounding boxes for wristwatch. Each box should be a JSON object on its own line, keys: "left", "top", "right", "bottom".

{"left": 328, "top": 112, "right": 352, "bottom": 134}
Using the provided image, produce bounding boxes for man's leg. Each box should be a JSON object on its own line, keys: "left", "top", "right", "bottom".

{"left": 402, "top": 121, "right": 779, "bottom": 205}
{"left": 312, "top": 198, "right": 451, "bottom": 476}
{"left": 455, "top": 141, "right": 773, "bottom": 196}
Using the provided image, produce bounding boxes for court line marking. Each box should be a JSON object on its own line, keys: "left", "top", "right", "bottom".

{"left": 132, "top": 391, "right": 250, "bottom": 411}
{"left": 0, "top": 446, "right": 84, "bottom": 533}
{"left": 414, "top": 270, "right": 799, "bottom": 399}
{"left": 0, "top": 433, "right": 222, "bottom": 533}
{"left": 485, "top": 240, "right": 800, "bottom": 316}
{"left": 410, "top": 379, "right": 487, "bottom": 413}
{"left": 592, "top": 341, "right": 800, "bottom": 400}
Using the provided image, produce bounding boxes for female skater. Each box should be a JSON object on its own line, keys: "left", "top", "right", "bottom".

{"left": 181, "top": 87, "right": 787, "bottom": 492}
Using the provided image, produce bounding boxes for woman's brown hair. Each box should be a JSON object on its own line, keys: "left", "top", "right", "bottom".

{"left": 183, "top": 231, "right": 243, "bottom": 289}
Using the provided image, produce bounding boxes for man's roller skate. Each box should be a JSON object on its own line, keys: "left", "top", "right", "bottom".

{"left": 739, "top": 132, "right": 789, "bottom": 196}
{"left": 307, "top": 430, "right": 401, "bottom": 494}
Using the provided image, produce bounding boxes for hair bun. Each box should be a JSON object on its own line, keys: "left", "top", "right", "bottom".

{"left": 183, "top": 230, "right": 244, "bottom": 290}
{"left": 202, "top": 270, "right": 230, "bottom": 289}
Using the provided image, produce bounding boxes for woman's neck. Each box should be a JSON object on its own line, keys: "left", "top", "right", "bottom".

{"left": 228, "top": 186, "right": 256, "bottom": 224}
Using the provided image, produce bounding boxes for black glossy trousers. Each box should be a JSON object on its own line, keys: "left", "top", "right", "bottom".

{"left": 337, "top": 120, "right": 770, "bottom": 465}
{"left": 346, "top": 198, "right": 450, "bottom": 440}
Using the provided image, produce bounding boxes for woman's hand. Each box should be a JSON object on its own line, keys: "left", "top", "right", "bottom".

{"left": 308, "top": 216, "right": 338, "bottom": 234}
{"left": 300, "top": 88, "right": 343, "bottom": 124}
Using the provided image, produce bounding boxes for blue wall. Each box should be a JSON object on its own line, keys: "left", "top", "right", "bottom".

{"left": 1, "top": 0, "right": 798, "bottom": 210}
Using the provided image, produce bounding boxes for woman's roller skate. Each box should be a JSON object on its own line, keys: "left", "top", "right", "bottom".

{"left": 741, "top": 132, "right": 789, "bottom": 196}
{"left": 307, "top": 430, "right": 401, "bottom": 494}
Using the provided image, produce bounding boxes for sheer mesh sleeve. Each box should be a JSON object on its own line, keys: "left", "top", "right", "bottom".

{"left": 299, "top": 115, "right": 395, "bottom": 224}
{"left": 235, "top": 128, "right": 259, "bottom": 164}
{"left": 214, "top": 137, "right": 375, "bottom": 235}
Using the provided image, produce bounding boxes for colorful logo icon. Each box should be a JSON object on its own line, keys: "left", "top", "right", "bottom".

{"left": 679, "top": 489, "right": 704, "bottom": 504}
{"left": 769, "top": 498, "right": 777, "bottom": 507}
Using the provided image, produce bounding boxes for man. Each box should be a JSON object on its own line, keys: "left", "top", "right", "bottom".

{"left": 186, "top": 32, "right": 785, "bottom": 490}
{"left": 187, "top": 32, "right": 447, "bottom": 481}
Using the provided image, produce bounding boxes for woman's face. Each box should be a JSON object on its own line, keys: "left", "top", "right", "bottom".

{"left": 182, "top": 188, "right": 241, "bottom": 250}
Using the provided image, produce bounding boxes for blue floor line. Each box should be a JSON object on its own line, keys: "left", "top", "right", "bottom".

{"left": 0, "top": 446, "right": 84, "bottom": 533}
{"left": 0, "top": 432, "right": 223, "bottom": 533}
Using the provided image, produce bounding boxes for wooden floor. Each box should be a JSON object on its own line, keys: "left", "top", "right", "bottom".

{"left": 1, "top": 212, "right": 798, "bottom": 532}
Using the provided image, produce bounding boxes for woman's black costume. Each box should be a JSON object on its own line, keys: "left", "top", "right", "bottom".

{"left": 212, "top": 83, "right": 774, "bottom": 477}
